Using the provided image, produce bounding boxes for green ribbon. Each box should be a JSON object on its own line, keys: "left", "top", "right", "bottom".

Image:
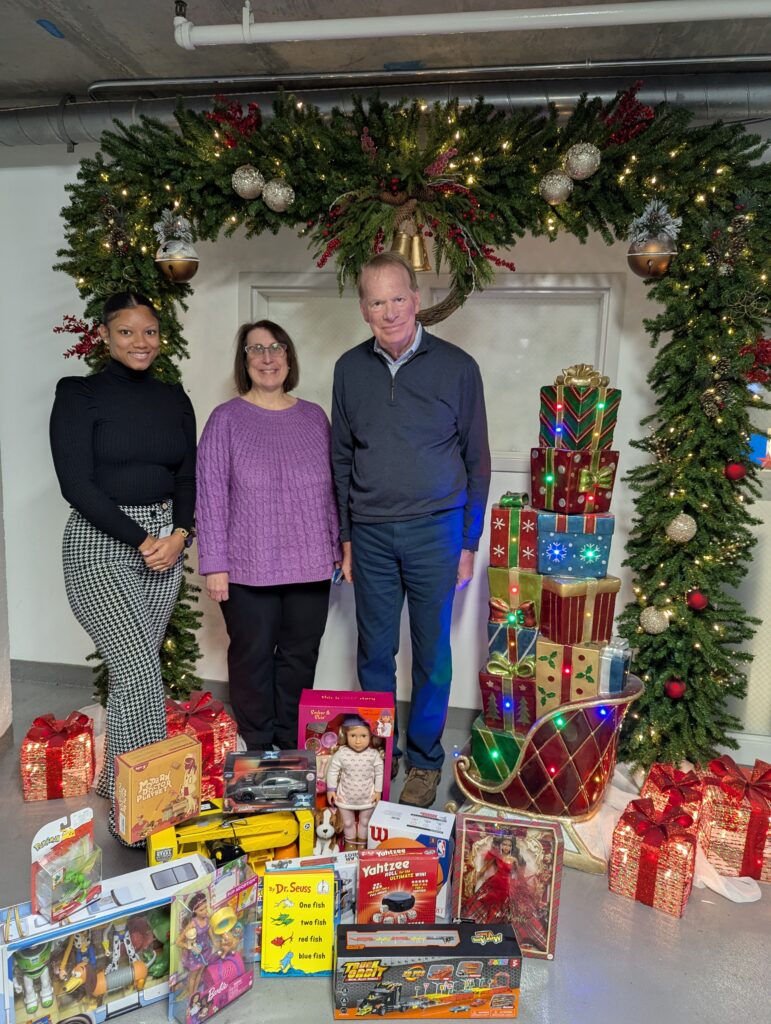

{"left": 499, "top": 491, "right": 529, "bottom": 509}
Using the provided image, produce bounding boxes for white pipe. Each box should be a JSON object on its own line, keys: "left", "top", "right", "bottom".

{"left": 174, "top": 0, "right": 771, "bottom": 50}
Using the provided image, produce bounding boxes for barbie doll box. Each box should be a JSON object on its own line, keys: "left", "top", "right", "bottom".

{"left": 114, "top": 734, "right": 202, "bottom": 845}
{"left": 298, "top": 690, "right": 396, "bottom": 800}
{"left": 367, "top": 802, "right": 455, "bottom": 921}
{"left": 333, "top": 922, "right": 522, "bottom": 1019}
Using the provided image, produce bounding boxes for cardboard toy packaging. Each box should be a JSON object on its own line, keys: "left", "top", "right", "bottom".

{"left": 31, "top": 808, "right": 101, "bottom": 924}
{"left": 297, "top": 690, "right": 395, "bottom": 801}
{"left": 333, "top": 922, "right": 522, "bottom": 1019}
{"left": 366, "top": 802, "right": 455, "bottom": 921}
{"left": 223, "top": 750, "right": 315, "bottom": 814}
{"left": 260, "top": 868, "right": 336, "bottom": 977}
{"left": 114, "top": 734, "right": 201, "bottom": 845}
{"left": 0, "top": 854, "right": 211, "bottom": 1024}
{"left": 356, "top": 847, "right": 439, "bottom": 924}
{"left": 265, "top": 850, "right": 359, "bottom": 924}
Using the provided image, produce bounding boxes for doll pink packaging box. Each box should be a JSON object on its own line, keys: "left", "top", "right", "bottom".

{"left": 366, "top": 801, "right": 455, "bottom": 922}
{"left": 298, "top": 691, "right": 395, "bottom": 801}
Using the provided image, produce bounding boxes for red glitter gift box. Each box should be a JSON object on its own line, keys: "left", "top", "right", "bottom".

{"left": 609, "top": 798, "right": 696, "bottom": 917}
{"left": 539, "top": 575, "right": 621, "bottom": 646}
{"left": 165, "top": 689, "right": 238, "bottom": 799}
{"left": 20, "top": 712, "right": 95, "bottom": 801}
{"left": 640, "top": 763, "right": 703, "bottom": 830}
{"left": 699, "top": 756, "right": 771, "bottom": 882}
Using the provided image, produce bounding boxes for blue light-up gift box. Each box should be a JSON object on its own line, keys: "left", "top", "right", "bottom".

{"left": 536, "top": 512, "right": 615, "bottom": 578}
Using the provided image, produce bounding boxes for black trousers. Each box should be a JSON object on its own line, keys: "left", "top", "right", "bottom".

{"left": 220, "top": 580, "right": 332, "bottom": 749}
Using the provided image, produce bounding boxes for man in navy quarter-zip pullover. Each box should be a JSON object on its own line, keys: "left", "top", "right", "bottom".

{"left": 332, "top": 253, "right": 491, "bottom": 809}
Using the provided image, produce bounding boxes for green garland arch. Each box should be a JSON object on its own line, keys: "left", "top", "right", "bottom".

{"left": 55, "top": 87, "right": 771, "bottom": 769}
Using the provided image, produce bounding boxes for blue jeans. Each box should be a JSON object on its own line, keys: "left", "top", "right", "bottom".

{"left": 351, "top": 509, "right": 464, "bottom": 770}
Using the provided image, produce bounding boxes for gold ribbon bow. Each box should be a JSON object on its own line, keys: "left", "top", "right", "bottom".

{"left": 486, "top": 653, "right": 536, "bottom": 679}
{"left": 578, "top": 465, "right": 615, "bottom": 492}
{"left": 555, "top": 363, "right": 610, "bottom": 388}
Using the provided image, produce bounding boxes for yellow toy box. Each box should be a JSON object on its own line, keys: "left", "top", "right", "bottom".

{"left": 114, "top": 735, "right": 201, "bottom": 845}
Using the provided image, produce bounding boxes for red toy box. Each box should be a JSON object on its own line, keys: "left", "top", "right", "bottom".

{"left": 356, "top": 847, "right": 439, "bottom": 924}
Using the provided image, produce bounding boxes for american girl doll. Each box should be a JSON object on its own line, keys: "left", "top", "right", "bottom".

{"left": 325, "top": 716, "right": 384, "bottom": 848}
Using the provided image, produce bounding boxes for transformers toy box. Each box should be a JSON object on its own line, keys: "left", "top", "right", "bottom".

{"left": 223, "top": 750, "right": 315, "bottom": 814}
{"left": 0, "top": 854, "right": 211, "bottom": 1024}
{"left": 114, "top": 734, "right": 202, "bottom": 845}
{"left": 333, "top": 923, "right": 522, "bottom": 1019}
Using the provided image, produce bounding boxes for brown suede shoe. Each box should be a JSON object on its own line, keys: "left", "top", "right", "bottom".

{"left": 399, "top": 767, "right": 441, "bottom": 808}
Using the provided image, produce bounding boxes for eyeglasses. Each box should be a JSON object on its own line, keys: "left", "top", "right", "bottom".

{"left": 244, "top": 342, "right": 288, "bottom": 357}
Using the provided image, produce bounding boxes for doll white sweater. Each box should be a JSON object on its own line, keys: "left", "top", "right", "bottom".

{"left": 325, "top": 746, "right": 384, "bottom": 809}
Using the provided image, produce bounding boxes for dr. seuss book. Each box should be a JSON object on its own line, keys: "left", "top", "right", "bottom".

{"left": 260, "top": 869, "right": 336, "bottom": 977}
{"left": 169, "top": 857, "right": 258, "bottom": 1023}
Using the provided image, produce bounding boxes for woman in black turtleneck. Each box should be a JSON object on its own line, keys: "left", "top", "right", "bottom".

{"left": 50, "top": 292, "right": 196, "bottom": 845}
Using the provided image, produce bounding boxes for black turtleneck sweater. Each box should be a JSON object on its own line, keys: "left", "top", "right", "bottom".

{"left": 50, "top": 359, "right": 196, "bottom": 548}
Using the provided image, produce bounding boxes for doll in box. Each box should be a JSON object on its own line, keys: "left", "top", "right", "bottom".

{"left": 175, "top": 892, "right": 214, "bottom": 998}
{"left": 465, "top": 835, "right": 547, "bottom": 950}
{"left": 325, "top": 717, "right": 384, "bottom": 849}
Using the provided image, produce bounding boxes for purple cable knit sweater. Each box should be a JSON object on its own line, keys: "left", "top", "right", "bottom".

{"left": 196, "top": 397, "right": 342, "bottom": 586}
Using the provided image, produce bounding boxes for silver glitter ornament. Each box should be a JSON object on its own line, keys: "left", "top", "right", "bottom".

{"left": 565, "top": 142, "right": 601, "bottom": 180}
{"left": 639, "top": 606, "right": 670, "bottom": 635}
{"left": 539, "top": 171, "right": 573, "bottom": 206}
{"left": 666, "top": 513, "right": 697, "bottom": 544}
{"left": 262, "top": 179, "right": 295, "bottom": 213}
{"left": 231, "top": 164, "right": 265, "bottom": 199}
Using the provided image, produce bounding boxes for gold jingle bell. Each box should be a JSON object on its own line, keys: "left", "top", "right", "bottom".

{"left": 627, "top": 233, "right": 677, "bottom": 278}
{"left": 390, "top": 229, "right": 431, "bottom": 272}
{"left": 155, "top": 241, "right": 200, "bottom": 283}
{"left": 390, "top": 229, "right": 412, "bottom": 262}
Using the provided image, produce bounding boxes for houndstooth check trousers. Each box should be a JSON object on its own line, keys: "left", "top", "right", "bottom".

{"left": 62, "top": 502, "right": 183, "bottom": 842}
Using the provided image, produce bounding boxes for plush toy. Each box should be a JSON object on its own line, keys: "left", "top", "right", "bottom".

{"left": 313, "top": 806, "right": 343, "bottom": 855}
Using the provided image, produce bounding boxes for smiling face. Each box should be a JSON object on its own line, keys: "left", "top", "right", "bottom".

{"left": 99, "top": 304, "right": 160, "bottom": 371}
{"left": 244, "top": 326, "right": 290, "bottom": 394}
{"left": 359, "top": 262, "right": 421, "bottom": 360}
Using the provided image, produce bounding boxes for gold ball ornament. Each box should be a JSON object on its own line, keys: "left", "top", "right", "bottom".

{"left": 262, "top": 179, "right": 295, "bottom": 213}
{"left": 627, "top": 233, "right": 677, "bottom": 278}
{"left": 231, "top": 164, "right": 265, "bottom": 200}
{"left": 565, "top": 142, "right": 601, "bottom": 180}
{"left": 154, "top": 240, "right": 199, "bottom": 283}
{"left": 539, "top": 171, "right": 574, "bottom": 205}
{"left": 639, "top": 606, "right": 670, "bottom": 635}
{"left": 666, "top": 513, "right": 697, "bottom": 544}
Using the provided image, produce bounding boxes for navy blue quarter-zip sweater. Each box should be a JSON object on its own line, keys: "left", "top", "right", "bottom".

{"left": 331, "top": 331, "right": 491, "bottom": 550}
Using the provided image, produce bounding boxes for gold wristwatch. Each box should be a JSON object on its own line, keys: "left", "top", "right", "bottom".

{"left": 173, "top": 527, "right": 194, "bottom": 548}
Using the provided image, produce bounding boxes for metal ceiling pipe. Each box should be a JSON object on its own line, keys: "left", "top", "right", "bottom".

{"left": 174, "top": 0, "right": 771, "bottom": 50}
{"left": 2, "top": 74, "right": 771, "bottom": 148}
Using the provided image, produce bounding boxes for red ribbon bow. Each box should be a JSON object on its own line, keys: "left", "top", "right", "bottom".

{"left": 166, "top": 690, "right": 223, "bottom": 727}
{"left": 623, "top": 798, "right": 694, "bottom": 907}
{"left": 705, "top": 756, "right": 771, "bottom": 878}
{"left": 654, "top": 766, "right": 702, "bottom": 808}
{"left": 27, "top": 711, "right": 92, "bottom": 746}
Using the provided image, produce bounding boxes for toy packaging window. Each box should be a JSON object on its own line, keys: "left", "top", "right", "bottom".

{"left": 169, "top": 857, "right": 258, "bottom": 1023}
{"left": 451, "top": 813, "right": 563, "bottom": 960}
{"left": 223, "top": 750, "right": 315, "bottom": 814}
{"left": 31, "top": 808, "right": 102, "bottom": 924}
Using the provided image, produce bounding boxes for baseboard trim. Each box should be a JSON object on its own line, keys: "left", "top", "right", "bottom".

{"left": 721, "top": 732, "right": 771, "bottom": 764}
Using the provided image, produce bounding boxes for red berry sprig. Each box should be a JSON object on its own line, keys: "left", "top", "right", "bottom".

{"left": 205, "top": 94, "right": 262, "bottom": 148}
{"left": 55, "top": 315, "right": 101, "bottom": 359}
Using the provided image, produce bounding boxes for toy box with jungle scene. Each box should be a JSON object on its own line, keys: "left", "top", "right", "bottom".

{"left": 333, "top": 922, "right": 522, "bottom": 1019}
{"left": 298, "top": 690, "right": 395, "bottom": 802}
{"left": 0, "top": 854, "right": 211, "bottom": 1024}
{"left": 223, "top": 750, "right": 316, "bottom": 814}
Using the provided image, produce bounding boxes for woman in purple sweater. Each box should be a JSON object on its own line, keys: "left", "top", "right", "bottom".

{"left": 196, "top": 320, "right": 341, "bottom": 749}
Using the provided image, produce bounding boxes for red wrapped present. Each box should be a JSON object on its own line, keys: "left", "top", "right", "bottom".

{"left": 165, "top": 690, "right": 238, "bottom": 799}
{"left": 539, "top": 575, "right": 620, "bottom": 645}
{"left": 699, "top": 756, "right": 771, "bottom": 882}
{"left": 538, "top": 364, "right": 621, "bottom": 450}
{"left": 640, "top": 763, "right": 703, "bottom": 829}
{"left": 489, "top": 493, "right": 539, "bottom": 571}
{"left": 20, "top": 712, "right": 95, "bottom": 801}
{"left": 530, "top": 447, "right": 619, "bottom": 514}
{"left": 609, "top": 798, "right": 696, "bottom": 917}
{"left": 478, "top": 659, "right": 538, "bottom": 733}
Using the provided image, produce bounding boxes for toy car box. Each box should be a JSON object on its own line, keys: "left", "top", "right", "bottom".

{"left": 265, "top": 850, "right": 359, "bottom": 924}
{"left": 367, "top": 801, "right": 455, "bottom": 922}
{"left": 146, "top": 798, "right": 315, "bottom": 873}
{"left": 0, "top": 854, "right": 211, "bottom": 1024}
{"left": 334, "top": 922, "right": 522, "bottom": 1019}
{"left": 114, "top": 733, "right": 201, "bottom": 845}
{"left": 223, "top": 750, "right": 315, "bottom": 814}
{"left": 298, "top": 690, "right": 395, "bottom": 800}
{"left": 357, "top": 847, "right": 439, "bottom": 925}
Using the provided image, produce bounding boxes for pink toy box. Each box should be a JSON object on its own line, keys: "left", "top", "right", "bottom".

{"left": 298, "top": 691, "right": 396, "bottom": 802}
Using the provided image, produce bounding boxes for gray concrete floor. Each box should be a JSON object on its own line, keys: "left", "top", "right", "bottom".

{"left": 2, "top": 673, "right": 770, "bottom": 1023}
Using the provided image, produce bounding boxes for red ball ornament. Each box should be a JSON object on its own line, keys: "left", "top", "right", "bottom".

{"left": 665, "top": 679, "right": 687, "bottom": 700}
{"left": 724, "top": 462, "right": 747, "bottom": 481}
{"left": 686, "top": 590, "right": 709, "bottom": 611}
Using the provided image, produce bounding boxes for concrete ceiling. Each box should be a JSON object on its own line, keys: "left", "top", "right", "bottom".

{"left": 3, "top": 0, "right": 771, "bottom": 109}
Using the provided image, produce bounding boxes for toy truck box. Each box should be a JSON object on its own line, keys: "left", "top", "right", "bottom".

{"left": 223, "top": 750, "right": 315, "bottom": 814}
{"left": 334, "top": 922, "right": 522, "bottom": 1019}
{"left": 367, "top": 802, "right": 455, "bottom": 921}
{"left": 114, "top": 734, "right": 201, "bottom": 845}
{"left": 298, "top": 690, "right": 395, "bottom": 801}
{"left": 0, "top": 854, "right": 211, "bottom": 1024}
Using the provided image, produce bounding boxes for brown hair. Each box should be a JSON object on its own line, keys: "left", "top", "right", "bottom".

{"left": 233, "top": 319, "right": 299, "bottom": 395}
{"left": 357, "top": 253, "right": 419, "bottom": 299}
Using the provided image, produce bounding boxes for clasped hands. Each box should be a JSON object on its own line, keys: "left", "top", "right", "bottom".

{"left": 139, "top": 533, "right": 185, "bottom": 572}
